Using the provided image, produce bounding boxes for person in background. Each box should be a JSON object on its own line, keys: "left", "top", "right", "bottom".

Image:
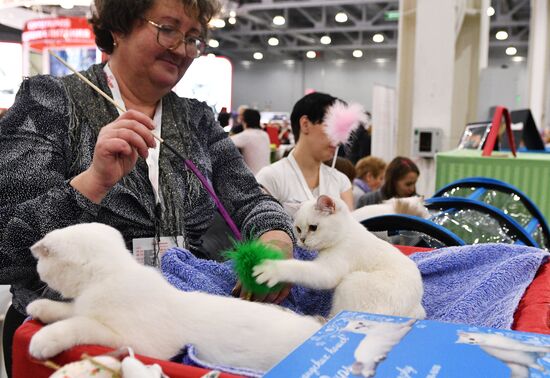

{"left": 352, "top": 156, "right": 386, "bottom": 207}
{"left": 347, "top": 111, "right": 372, "bottom": 164}
{"left": 256, "top": 92, "right": 354, "bottom": 217}
{"left": 217, "top": 106, "right": 231, "bottom": 128}
{"left": 231, "top": 108, "right": 271, "bottom": 174}
{"left": 357, "top": 156, "right": 420, "bottom": 207}
{"left": 0, "top": 0, "right": 294, "bottom": 375}
{"left": 229, "top": 104, "right": 247, "bottom": 135}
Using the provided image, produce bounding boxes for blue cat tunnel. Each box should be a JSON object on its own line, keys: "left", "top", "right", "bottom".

{"left": 360, "top": 214, "right": 466, "bottom": 248}
{"left": 425, "top": 197, "right": 539, "bottom": 248}
{"left": 433, "top": 177, "right": 550, "bottom": 250}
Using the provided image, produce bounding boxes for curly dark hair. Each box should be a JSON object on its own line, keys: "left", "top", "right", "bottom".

{"left": 90, "top": 0, "right": 221, "bottom": 54}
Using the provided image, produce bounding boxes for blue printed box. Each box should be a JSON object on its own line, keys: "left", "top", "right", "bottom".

{"left": 265, "top": 311, "right": 550, "bottom": 378}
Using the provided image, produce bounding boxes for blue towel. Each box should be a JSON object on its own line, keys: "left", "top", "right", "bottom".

{"left": 410, "top": 243, "right": 548, "bottom": 329}
{"left": 161, "top": 246, "right": 333, "bottom": 316}
{"left": 161, "top": 243, "right": 548, "bottom": 376}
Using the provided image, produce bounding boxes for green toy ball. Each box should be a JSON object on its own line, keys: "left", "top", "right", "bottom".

{"left": 224, "top": 239, "right": 284, "bottom": 295}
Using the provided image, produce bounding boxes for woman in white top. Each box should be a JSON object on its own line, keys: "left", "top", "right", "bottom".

{"left": 256, "top": 92, "right": 353, "bottom": 217}
{"left": 231, "top": 108, "right": 271, "bottom": 174}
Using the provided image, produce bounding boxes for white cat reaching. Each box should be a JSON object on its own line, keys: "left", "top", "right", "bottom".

{"left": 27, "top": 223, "right": 322, "bottom": 371}
{"left": 456, "top": 331, "right": 550, "bottom": 378}
{"left": 352, "top": 196, "right": 431, "bottom": 223}
{"left": 253, "top": 195, "right": 426, "bottom": 319}
{"left": 343, "top": 319, "right": 415, "bottom": 377}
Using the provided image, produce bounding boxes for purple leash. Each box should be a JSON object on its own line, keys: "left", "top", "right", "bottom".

{"left": 161, "top": 141, "right": 242, "bottom": 241}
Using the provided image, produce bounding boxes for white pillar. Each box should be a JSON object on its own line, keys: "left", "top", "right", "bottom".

{"left": 527, "top": 0, "right": 550, "bottom": 130}
{"left": 396, "top": 0, "right": 485, "bottom": 196}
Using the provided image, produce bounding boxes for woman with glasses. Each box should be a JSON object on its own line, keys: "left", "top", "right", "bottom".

{"left": 0, "top": 0, "right": 295, "bottom": 374}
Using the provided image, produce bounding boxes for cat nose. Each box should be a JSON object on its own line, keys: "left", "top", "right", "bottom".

{"left": 300, "top": 237, "right": 306, "bottom": 243}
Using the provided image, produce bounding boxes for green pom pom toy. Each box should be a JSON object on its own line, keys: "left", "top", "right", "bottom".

{"left": 224, "top": 239, "right": 284, "bottom": 295}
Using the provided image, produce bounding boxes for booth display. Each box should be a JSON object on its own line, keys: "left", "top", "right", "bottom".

{"left": 435, "top": 149, "right": 550, "bottom": 223}
{"left": 21, "top": 17, "right": 102, "bottom": 77}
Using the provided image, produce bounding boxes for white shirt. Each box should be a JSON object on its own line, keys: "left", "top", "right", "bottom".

{"left": 231, "top": 128, "right": 271, "bottom": 174}
{"left": 256, "top": 151, "right": 351, "bottom": 217}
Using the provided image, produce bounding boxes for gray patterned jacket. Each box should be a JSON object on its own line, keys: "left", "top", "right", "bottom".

{"left": 0, "top": 64, "right": 294, "bottom": 314}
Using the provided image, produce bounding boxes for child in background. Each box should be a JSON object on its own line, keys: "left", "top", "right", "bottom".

{"left": 357, "top": 156, "right": 420, "bottom": 207}
{"left": 353, "top": 156, "right": 386, "bottom": 208}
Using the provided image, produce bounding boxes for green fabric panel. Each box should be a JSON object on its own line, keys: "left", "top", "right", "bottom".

{"left": 435, "top": 149, "right": 550, "bottom": 223}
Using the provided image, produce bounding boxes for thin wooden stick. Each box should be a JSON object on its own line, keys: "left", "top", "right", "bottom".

{"left": 48, "top": 50, "right": 164, "bottom": 143}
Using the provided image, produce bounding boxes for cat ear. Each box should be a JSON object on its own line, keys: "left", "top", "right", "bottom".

{"left": 30, "top": 241, "right": 50, "bottom": 259}
{"left": 315, "top": 195, "right": 336, "bottom": 215}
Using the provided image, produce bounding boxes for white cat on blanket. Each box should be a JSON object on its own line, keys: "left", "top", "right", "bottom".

{"left": 253, "top": 195, "right": 426, "bottom": 319}
{"left": 456, "top": 331, "right": 550, "bottom": 378}
{"left": 27, "top": 223, "right": 322, "bottom": 371}
{"left": 352, "top": 196, "right": 431, "bottom": 222}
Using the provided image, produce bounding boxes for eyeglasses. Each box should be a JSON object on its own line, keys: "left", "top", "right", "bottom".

{"left": 145, "top": 19, "right": 206, "bottom": 58}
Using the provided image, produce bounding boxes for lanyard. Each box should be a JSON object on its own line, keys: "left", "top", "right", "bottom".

{"left": 287, "top": 151, "right": 325, "bottom": 199}
{"left": 103, "top": 64, "right": 162, "bottom": 204}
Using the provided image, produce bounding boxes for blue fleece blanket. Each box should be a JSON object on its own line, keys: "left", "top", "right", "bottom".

{"left": 161, "top": 243, "right": 548, "bottom": 376}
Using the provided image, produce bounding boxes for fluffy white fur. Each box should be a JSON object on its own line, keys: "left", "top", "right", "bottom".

{"left": 352, "top": 196, "right": 431, "bottom": 222}
{"left": 253, "top": 195, "right": 426, "bottom": 319}
{"left": 27, "top": 223, "right": 321, "bottom": 371}
{"left": 456, "top": 331, "right": 550, "bottom": 378}
{"left": 343, "top": 319, "right": 415, "bottom": 377}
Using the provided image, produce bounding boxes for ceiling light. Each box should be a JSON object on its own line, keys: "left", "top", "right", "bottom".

{"left": 253, "top": 52, "right": 264, "bottom": 60}
{"left": 486, "top": 6, "right": 495, "bottom": 17}
{"left": 211, "top": 18, "right": 226, "bottom": 28}
{"left": 335, "top": 12, "right": 348, "bottom": 23}
{"left": 268, "top": 37, "right": 279, "bottom": 46}
{"left": 284, "top": 59, "right": 295, "bottom": 66}
{"left": 352, "top": 50, "right": 363, "bottom": 58}
{"left": 320, "top": 35, "right": 331, "bottom": 45}
{"left": 375, "top": 58, "right": 388, "bottom": 64}
{"left": 229, "top": 10, "right": 236, "bottom": 18}
{"left": 208, "top": 39, "right": 219, "bottom": 48}
{"left": 242, "top": 60, "right": 251, "bottom": 68}
{"left": 511, "top": 56, "right": 525, "bottom": 62}
{"left": 273, "top": 15, "right": 286, "bottom": 26}
{"left": 207, "top": 53, "right": 216, "bottom": 58}
{"left": 306, "top": 51, "right": 316, "bottom": 59}
{"left": 505, "top": 47, "right": 517, "bottom": 56}
{"left": 228, "top": 17, "right": 236, "bottom": 25}
{"left": 495, "top": 31, "right": 508, "bottom": 40}
{"left": 60, "top": 0, "right": 74, "bottom": 9}
{"left": 372, "top": 33, "right": 384, "bottom": 43}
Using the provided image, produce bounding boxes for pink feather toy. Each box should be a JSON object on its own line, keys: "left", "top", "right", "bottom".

{"left": 323, "top": 101, "right": 367, "bottom": 167}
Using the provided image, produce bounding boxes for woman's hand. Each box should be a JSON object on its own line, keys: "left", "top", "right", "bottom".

{"left": 70, "top": 110, "right": 157, "bottom": 203}
{"left": 232, "top": 230, "right": 294, "bottom": 304}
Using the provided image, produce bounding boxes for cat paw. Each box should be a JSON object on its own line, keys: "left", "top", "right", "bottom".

{"left": 252, "top": 260, "right": 282, "bottom": 288}
{"left": 29, "top": 327, "right": 68, "bottom": 360}
{"left": 26, "top": 299, "right": 58, "bottom": 324}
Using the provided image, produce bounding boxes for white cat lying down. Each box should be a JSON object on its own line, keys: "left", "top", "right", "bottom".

{"left": 352, "top": 196, "right": 431, "bottom": 222}
{"left": 27, "top": 223, "right": 322, "bottom": 371}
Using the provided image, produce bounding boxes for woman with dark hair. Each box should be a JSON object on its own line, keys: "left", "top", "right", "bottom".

{"left": 357, "top": 156, "right": 420, "bottom": 207}
{"left": 256, "top": 92, "right": 354, "bottom": 217}
{"left": 0, "top": 0, "right": 294, "bottom": 374}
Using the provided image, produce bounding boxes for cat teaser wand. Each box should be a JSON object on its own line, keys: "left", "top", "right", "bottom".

{"left": 48, "top": 51, "right": 242, "bottom": 240}
{"left": 323, "top": 101, "right": 367, "bottom": 168}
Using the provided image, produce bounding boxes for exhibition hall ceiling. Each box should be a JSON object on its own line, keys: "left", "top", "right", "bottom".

{"left": 0, "top": 0, "right": 531, "bottom": 62}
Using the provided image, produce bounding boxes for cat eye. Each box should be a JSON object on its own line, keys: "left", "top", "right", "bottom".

{"left": 296, "top": 226, "right": 302, "bottom": 234}
{"left": 308, "top": 225, "right": 318, "bottom": 232}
